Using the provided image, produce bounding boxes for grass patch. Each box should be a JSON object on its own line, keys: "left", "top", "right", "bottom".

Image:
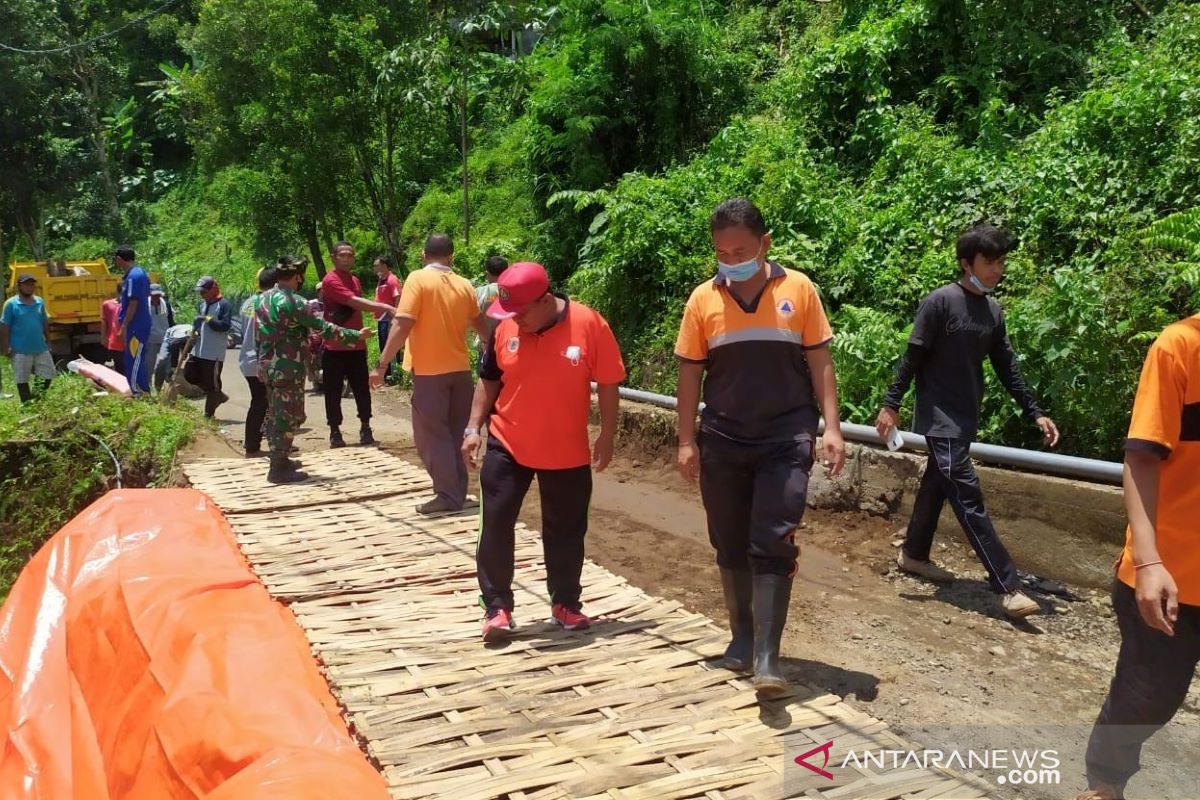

{"left": 0, "top": 368, "right": 200, "bottom": 598}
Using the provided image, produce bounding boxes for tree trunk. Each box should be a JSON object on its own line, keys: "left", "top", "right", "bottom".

{"left": 355, "top": 146, "right": 401, "bottom": 266}
{"left": 300, "top": 215, "right": 328, "bottom": 280}
{"left": 72, "top": 53, "right": 122, "bottom": 240}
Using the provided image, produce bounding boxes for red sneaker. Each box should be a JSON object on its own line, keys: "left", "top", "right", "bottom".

{"left": 551, "top": 604, "right": 591, "bottom": 631}
{"left": 482, "top": 609, "right": 515, "bottom": 642}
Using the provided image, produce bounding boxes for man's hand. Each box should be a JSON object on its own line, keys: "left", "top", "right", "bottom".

{"left": 1036, "top": 416, "right": 1060, "bottom": 447}
{"left": 358, "top": 327, "right": 375, "bottom": 339}
{"left": 677, "top": 441, "right": 699, "bottom": 482}
{"left": 1136, "top": 563, "right": 1179, "bottom": 636}
{"left": 369, "top": 366, "right": 386, "bottom": 390}
{"left": 821, "top": 429, "right": 847, "bottom": 477}
{"left": 875, "top": 406, "right": 900, "bottom": 441}
{"left": 462, "top": 432, "right": 485, "bottom": 470}
{"left": 592, "top": 431, "right": 615, "bottom": 473}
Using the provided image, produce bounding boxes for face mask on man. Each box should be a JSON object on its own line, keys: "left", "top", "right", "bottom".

{"left": 967, "top": 272, "right": 996, "bottom": 295}
{"left": 717, "top": 241, "right": 763, "bottom": 283}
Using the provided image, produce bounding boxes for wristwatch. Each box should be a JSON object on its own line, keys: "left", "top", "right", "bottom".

{"left": 463, "top": 427, "right": 480, "bottom": 438}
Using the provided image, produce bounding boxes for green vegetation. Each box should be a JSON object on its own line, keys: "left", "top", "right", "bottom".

{"left": 4, "top": 1, "right": 1199, "bottom": 460}
{"left": 0, "top": 368, "right": 199, "bottom": 596}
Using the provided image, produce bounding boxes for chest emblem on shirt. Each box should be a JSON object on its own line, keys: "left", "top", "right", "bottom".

{"left": 777, "top": 299, "right": 796, "bottom": 316}
{"left": 507, "top": 336, "right": 520, "bottom": 353}
{"left": 565, "top": 345, "right": 581, "bottom": 366}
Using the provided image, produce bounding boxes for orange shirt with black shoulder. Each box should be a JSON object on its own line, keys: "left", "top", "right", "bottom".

{"left": 1116, "top": 314, "right": 1200, "bottom": 605}
{"left": 480, "top": 296, "right": 626, "bottom": 470}
{"left": 394, "top": 265, "right": 479, "bottom": 376}
{"left": 674, "top": 262, "right": 833, "bottom": 443}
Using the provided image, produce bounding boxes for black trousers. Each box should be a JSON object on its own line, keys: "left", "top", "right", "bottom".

{"left": 476, "top": 438, "right": 592, "bottom": 614}
{"left": 244, "top": 375, "right": 268, "bottom": 452}
{"left": 185, "top": 357, "right": 224, "bottom": 418}
{"left": 1085, "top": 580, "right": 1200, "bottom": 788}
{"left": 322, "top": 349, "right": 371, "bottom": 428}
{"left": 698, "top": 432, "right": 813, "bottom": 576}
{"left": 377, "top": 318, "right": 397, "bottom": 380}
{"left": 902, "top": 436, "right": 1020, "bottom": 593}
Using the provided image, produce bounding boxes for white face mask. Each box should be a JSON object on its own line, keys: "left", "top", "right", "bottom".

{"left": 967, "top": 273, "right": 995, "bottom": 295}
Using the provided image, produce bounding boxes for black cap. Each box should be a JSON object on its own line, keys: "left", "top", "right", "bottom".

{"left": 16, "top": 273, "right": 36, "bottom": 284}
{"left": 194, "top": 276, "right": 217, "bottom": 292}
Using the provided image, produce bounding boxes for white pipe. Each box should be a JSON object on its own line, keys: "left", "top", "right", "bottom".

{"left": 611, "top": 386, "right": 1123, "bottom": 485}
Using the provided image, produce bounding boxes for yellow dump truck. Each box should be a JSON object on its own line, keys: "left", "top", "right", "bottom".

{"left": 4, "top": 259, "right": 121, "bottom": 360}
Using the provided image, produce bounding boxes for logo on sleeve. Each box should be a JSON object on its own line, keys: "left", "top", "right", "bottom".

{"left": 507, "top": 337, "right": 520, "bottom": 353}
{"left": 777, "top": 299, "right": 796, "bottom": 316}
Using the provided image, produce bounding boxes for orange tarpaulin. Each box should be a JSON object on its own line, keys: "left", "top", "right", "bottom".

{"left": 0, "top": 489, "right": 387, "bottom": 799}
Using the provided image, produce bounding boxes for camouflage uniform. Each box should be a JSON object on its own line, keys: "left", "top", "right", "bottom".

{"left": 256, "top": 287, "right": 361, "bottom": 454}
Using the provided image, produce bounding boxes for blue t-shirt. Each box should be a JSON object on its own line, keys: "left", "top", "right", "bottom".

{"left": 1, "top": 296, "right": 49, "bottom": 354}
{"left": 119, "top": 265, "right": 152, "bottom": 330}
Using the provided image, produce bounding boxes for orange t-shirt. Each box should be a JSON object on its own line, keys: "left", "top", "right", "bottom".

{"left": 1116, "top": 314, "right": 1200, "bottom": 605}
{"left": 480, "top": 297, "right": 626, "bottom": 470}
{"left": 674, "top": 263, "right": 833, "bottom": 443}
{"left": 394, "top": 265, "right": 479, "bottom": 376}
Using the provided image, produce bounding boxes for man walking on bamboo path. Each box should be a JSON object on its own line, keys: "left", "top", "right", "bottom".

{"left": 256, "top": 256, "right": 372, "bottom": 484}
{"left": 240, "top": 267, "right": 276, "bottom": 456}
{"left": 675, "top": 198, "right": 847, "bottom": 697}
{"left": 321, "top": 241, "right": 396, "bottom": 448}
{"left": 372, "top": 233, "right": 490, "bottom": 515}
{"left": 462, "top": 262, "right": 626, "bottom": 642}
{"left": 875, "top": 223, "right": 1059, "bottom": 621}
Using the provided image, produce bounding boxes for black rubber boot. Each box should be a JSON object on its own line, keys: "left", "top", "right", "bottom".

{"left": 751, "top": 573, "right": 793, "bottom": 696}
{"left": 16, "top": 383, "right": 32, "bottom": 404}
{"left": 267, "top": 452, "right": 308, "bottom": 484}
{"left": 719, "top": 567, "right": 753, "bottom": 671}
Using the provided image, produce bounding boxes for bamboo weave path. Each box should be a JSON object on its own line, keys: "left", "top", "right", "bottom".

{"left": 185, "top": 448, "right": 996, "bottom": 800}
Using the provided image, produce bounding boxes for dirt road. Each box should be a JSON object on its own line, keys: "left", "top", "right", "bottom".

{"left": 188, "top": 349, "right": 1199, "bottom": 799}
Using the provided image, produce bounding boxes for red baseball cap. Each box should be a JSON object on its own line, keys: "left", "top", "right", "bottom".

{"left": 487, "top": 261, "right": 550, "bottom": 319}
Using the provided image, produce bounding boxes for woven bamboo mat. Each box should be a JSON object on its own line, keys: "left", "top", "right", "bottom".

{"left": 190, "top": 449, "right": 996, "bottom": 800}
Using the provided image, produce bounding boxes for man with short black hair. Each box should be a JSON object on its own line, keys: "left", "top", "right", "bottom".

{"left": 188, "top": 276, "right": 234, "bottom": 418}
{"left": 373, "top": 254, "right": 403, "bottom": 385}
{"left": 676, "top": 197, "right": 846, "bottom": 696}
{"left": 240, "top": 267, "right": 277, "bottom": 456}
{"left": 876, "top": 222, "right": 1060, "bottom": 620}
{"left": 1, "top": 274, "right": 55, "bottom": 403}
{"left": 321, "top": 241, "right": 396, "bottom": 447}
{"left": 257, "top": 256, "right": 371, "bottom": 483}
{"left": 476, "top": 255, "right": 508, "bottom": 313}
{"left": 373, "top": 233, "right": 489, "bottom": 514}
{"left": 113, "top": 246, "right": 152, "bottom": 396}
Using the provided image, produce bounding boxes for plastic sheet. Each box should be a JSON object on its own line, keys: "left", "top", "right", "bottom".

{"left": 0, "top": 489, "right": 387, "bottom": 799}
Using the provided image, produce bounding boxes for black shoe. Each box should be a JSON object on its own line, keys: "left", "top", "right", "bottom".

{"left": 359, "top": 426, "right": 376, "bottom": 446}
{"left": 267, "top": 454, "right": 309, "bottom": 484}
{"left": 719, "top": 567, "right": 753, "bottom": 671}
{"left": 329, "top": 428, "right": 346, "bottom": 448}
{"left": 751, "top": 573, "right": 793, "bottom": 697}
{"left": 245, "top": 447, "right": 266, "bottom": 458}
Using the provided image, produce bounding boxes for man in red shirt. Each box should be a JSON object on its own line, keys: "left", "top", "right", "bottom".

{"left": 373, "top": 255, "right": 403, "bottom": 384}
{"left": 99, "top": 284, "right": 124, "bottom": 366}
{"left": 462, "top": 262, "right": 626, "bottom": 642}
{"left": 321, "top": 241, "right": 396, "bottom": 447}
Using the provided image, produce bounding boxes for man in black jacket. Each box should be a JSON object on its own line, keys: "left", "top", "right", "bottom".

{"left": 875, "top": 224, "right": 1060, "bottom": 620}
